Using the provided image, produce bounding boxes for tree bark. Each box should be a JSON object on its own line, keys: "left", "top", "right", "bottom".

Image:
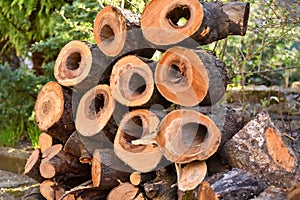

{"left": 130, "top": 171, "right": 156, "bottom": 186}
{"left": 251, "top": 186, "right": 287, "bottom": 200}
{"left": 114, "top": 109, "right": 163, "bottom": 172}
{"left": 156, "top": 109, "right": 221, "bottom": 163}
{"left": 155, "top": 46, "right": 228, "bottom": 106}
{"left": 35, "top": 81, "right": 75, "bottom": 143}
{"left": 141, "top": 0, "right": 250, "bottom": 46}
{"left": 24, "top": 148, "right": 44, "bottom": 182}
{"left": 94, "top": 6, "right": 155, "bottom": 58}
{"left": 223, "top": 112, "right": 299, "bottom": 188}
{"left": 107, "top": 183, "right": 145, "bottom": 200}
{"left": 54, "top": 41, "right": 112, "bottom": 91}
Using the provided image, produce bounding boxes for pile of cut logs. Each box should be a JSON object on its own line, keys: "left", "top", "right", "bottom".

{"left": 24, "top": 0, "right": 300, "bottom": 199}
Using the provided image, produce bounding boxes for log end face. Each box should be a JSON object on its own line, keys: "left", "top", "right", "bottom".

{"left": 24, "top": 149, "right": 40, "bottom": 174}
{"left": 35, "top": 81, "right": 64, "bottom": 131}
{"left": 107, "top": 183, "right": 141, "bottom": 200}
{"left": 94, "top": 6, "right": 126, "bottom": 57}
{"left": 39, "top": 162, "right": 56, "bottom": 179}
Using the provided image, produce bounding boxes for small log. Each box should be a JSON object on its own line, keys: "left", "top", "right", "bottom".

{"left": 223, "top": 112, "right": 298, "bottom": 188}
{"left": 251, "top": 186, "right": 287, "bottom": 200}
{"left": 144, "top": 167, "right": 178, "bottom": 200}
{"left": 63, "top": 131, "right": 92, "bottom": 164}
{"left": 75, "top": 84, "right": 116, "bottom": 137}
{"left": 91, "top": 149, "right": 133, "bottom": 189}
{"left": 197, "top": 182, "right": 219, "bottom": 200}
{"left": 38, "top": 132, "right": 55, "bottom": 153}
{"left": 24, "top": 149, "right": 44, "bottom": 182}
{"left": 156, "top": 109, "right": 221, "bottom": 163}
{"left": 35, "top": 81, "right": 75, "bottom": 143}
{"left": 206, "top": 168, "right": 265, "bottom": 200}
{"left": 130, "top": 171, "right": 156, "bottom": 186}
{"left": 114, "top": 109, "right": 163, "bottom": 172}
{"left": 94, "top": 6, "right": 154, "bottom": 58}
{"left": 107, "top": 182, "right": 144, "bottom": 200}
{"left": 54, "top": 41, "right": 112, "bottom": 91}
{"left": 155, "top": 46, "right": 228, "bottom": 106}
{"left": 40, "top": 144, "right": 90, "bottom": 187}
{"left": 176, "top": 161, "right": 207, "bottom": 192}
{"left": 141, "top": 0, "right": 250, "bottom": 46}
{"left": 40, "top": 180, "right": 73, "bottom": 200}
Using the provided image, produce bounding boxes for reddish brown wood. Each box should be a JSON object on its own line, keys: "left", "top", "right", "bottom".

{"left": 94, "top": 6, "right": 154, "bottom": 58}
{"left": 35, "top": 81, "right": 75, "bottom": 143}
{"left": 107, "top": 183, "right": 144, "bottom": 200}
{"left": 156, "top": 109, "right": 221, "bottom": 163}
{"left": 114, "top": 109, "right": 163, "bottom": 172}
{"left": 197, "top": 182, "right": 219, "bottom": 200}
{"left": 141, "top": 0, "right": 250, "bottom": 46}
{"left": 40, "top": 180, "right": 73, "bottom": 200}
{"left": 24, "top": 149, "right": 44, "bottom": 182}
{"left": 38, "top": 132, "right": 53, "bottom": 154}
{"left": 155, "top": 46, "right": 228, "bottom": 106}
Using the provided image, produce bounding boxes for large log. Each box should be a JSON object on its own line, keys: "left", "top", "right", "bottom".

{"left": 40, "top": 144, "right": 91, "bottom": 187}
{"left": 114, "top": 109, "right": 163, "bottom": 172}
{"left": 141, "top": 0, "right": 250, "bottom": 46}
{"left": 155, "top": 46, "right": 228, "bottom": 106}
{"left": 35, "top": 81, "right": 75, "bottom": 143}
{"left": 24, "top": 149, "right": 44, "bottom": 182}
{"left": 94, "top": 6, "right": 154, "bottom": 58}
{"left": 54, "top": 41, "right": 112, "bottom": 91}
{"left": 223, "top": 112, "right": 299, "bottom": 188}
{"left": 75, "top": 84, "right": 116, "bottom": 137}
{"left": 156, "top": 109, "right": 221, "bottom": 163}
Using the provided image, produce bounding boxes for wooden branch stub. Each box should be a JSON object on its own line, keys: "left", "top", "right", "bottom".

{"left": 24, "top": 148, "right": 44, "bottom": 182}
{"left": 107, "top": 183, "right": 144, "bottom": 200}
{"left": 35, "top": 81, "right": 75, "bottom": 143}
{"left": 75, "top": 84, "right": 115, "bottom": 137}
{"left": 176, "top": 160, "right": 207, "bottom": 191}
{"left": 114, "top": 109, "right": 163, "bottom": 172}
{"left": 156, "top": 109, "right": 221, "bottom": 163}
{"left": 223, "top": 112, "right": 298, "bottom": 188}
{"left": 155, "top": 46, "right": 228, "bottom": 106}
{"left": 110, "top": 55, "right": 154, "bottom": 107}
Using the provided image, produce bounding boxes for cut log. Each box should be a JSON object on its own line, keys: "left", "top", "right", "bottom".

{"left": 130, "top": 171, "right": 156, "bottom": 186}
{"left": 197, "top": 182, "right": 219, "bottom": 200}
{"left": 94, "top": 6, "right": 154, "bottom": 58}
{"left": 287, "top": 183, "right": 300, "bottom": 200}
{"left": 38, "top": 132, "right": 55, "bottom": 153}
{"left": 155, "top": 46, "right": 228, "bottom": 106}
{"left": 176, "top": 161, "right": 207, "bottom": 191}
{"left": 114, "top": 109, "right": 163, "bottom": 172}
{"left": 251, "top": 186, "right": 287, "bottom": 200}
{"left": 223, "top": 112, "right": 298, "bottom": 188}
{"left": 206, "top": 168, "right": 265, "bottom": 200}
{"left": 143, "top": 167, "right": 178, "bottom": 200}
{"left": 40, "top": 180, "right": 73, "bottom": 200}
{"left": 156, "top": 109, "right": 221, "bottom": 163}
{"left": 107, "top": 182, "right": 144, "bottom": 200}
{"left": 141, "top": 0, "right": 250, "bottom": 46}
{"left": 91, "top": 149, "right": 133, "bottom": 189}
{"left": 24, "top": 148, "right": 44, "bottom": 182}
{"left": 75, "top": 84, "right": 116, "bottom": 137}
{"left": 63, "top": 131, "right": 92, "bottom": 164}
{"left": 54, "top": 41, "right": 112, "bottom": 91}
{"left": 40, "top": 144, "right": 91, "bottom": 187}
{"left": 35, "top": 81, "right": 75, "bottom": 143}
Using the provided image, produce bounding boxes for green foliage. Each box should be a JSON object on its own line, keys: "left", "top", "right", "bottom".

{"left": 0, "top": 64, "right": 49, "bottom": 146}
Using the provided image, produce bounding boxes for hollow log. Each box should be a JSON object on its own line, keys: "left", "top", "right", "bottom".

{"left": 63, "top": 131, "right": 92, "bottom": 164}
{"left": 107, "top": 183, "right": 144, "bottom": 200}
{"left": 40, "top": 144, "right": 91, "bottom": 187}
{"left": 141, "top": 0, "right": 250, "bottom": 46}
{"left": 94, "top": 6, "right": 154, "bottom": 58}
{"left": 130, "top": 171, "right": 156, "bottom": 186}
{"left": 156, "top": 109, "right": 221, "bottom": 163}
{"left": 54, "top": 41, "right": 112, "bottom": 91}
{"left": 35, "top": 81, "right": 75, "bottom": 143}
{"left": 176, "top": 161, "right": 207, "bottom": 192}
{"left": 75, "top": 84, "right": 116, "bottom": 137}
{"left": 155, "top": 46, "right": 228, "bottom": 106}
{"left": 223, "top": 112, "right": 299, "bottom": 188}
{"left": 91, "top": 149, "right": 133, "bottom": 189}
{"left": 24, "top": 149, "right": 44, "bottom": 182}
{"left": 206, "top": 168, "right": 265, "bottom": 200}
{"left": 114, "top": 109, "right": 163, "bottom": 172}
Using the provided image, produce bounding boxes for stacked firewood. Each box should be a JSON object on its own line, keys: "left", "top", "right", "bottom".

{"left": 23, "top": 0, "right": 300, "bottom": 199}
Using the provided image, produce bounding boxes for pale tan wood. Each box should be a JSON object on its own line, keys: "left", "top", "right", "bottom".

{"left": 38, "top": 132, "right": 53, "bottom": 153}
{"left": 107, "top": 182, "right": 144, "bottom": 200}
{"left": 114, "top": 109, "right": 163, "bottom": 172}
{"left": 130, "top": 171, "right": 156, "bottom": 186}
{"left": 156, "top": 109, "right": 221, "bottom": 163}
{"left": 24, "top": 148, "right": 44, "bottom": 182}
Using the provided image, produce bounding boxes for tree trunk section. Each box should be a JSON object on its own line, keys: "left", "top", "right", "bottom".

{"left": 75, "top": 84, "right": 116, "bottom": 137}
{"left": 38, "top": 132, "right": 55, "bottom": 153}
{"left": 94, "top": 6, "right": 154, "bottom": 58}
{"left": 54, "top": 41, "right": 113, "bottom": 91}
{"left": 156, "top": 109, "right": 221, "bottom": 163}
{"left": 40, "top": 180, "right": 72, "bottom": 200}
{"left": 24, "top": 149, "right": 44, "bottom": 182}
{"left": 107, "top": 183, "right": 144, "bottom": 200}
{"left": 35, "top": 81, "right": 75, "bottom": 143}
{"left": 114, "top": 109, "right": 163, "bottom": 172}
{"left": 130, "top": 171, "right": 156, "bottom": 186}
{"left": 141, "top": 0, "right": 250, "bottom": 46}
{"left": 223, "top": 112, "right": 298, "bottom": 188}
{"left": 155, "top": 46, "right": 228, "bottom": 106}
